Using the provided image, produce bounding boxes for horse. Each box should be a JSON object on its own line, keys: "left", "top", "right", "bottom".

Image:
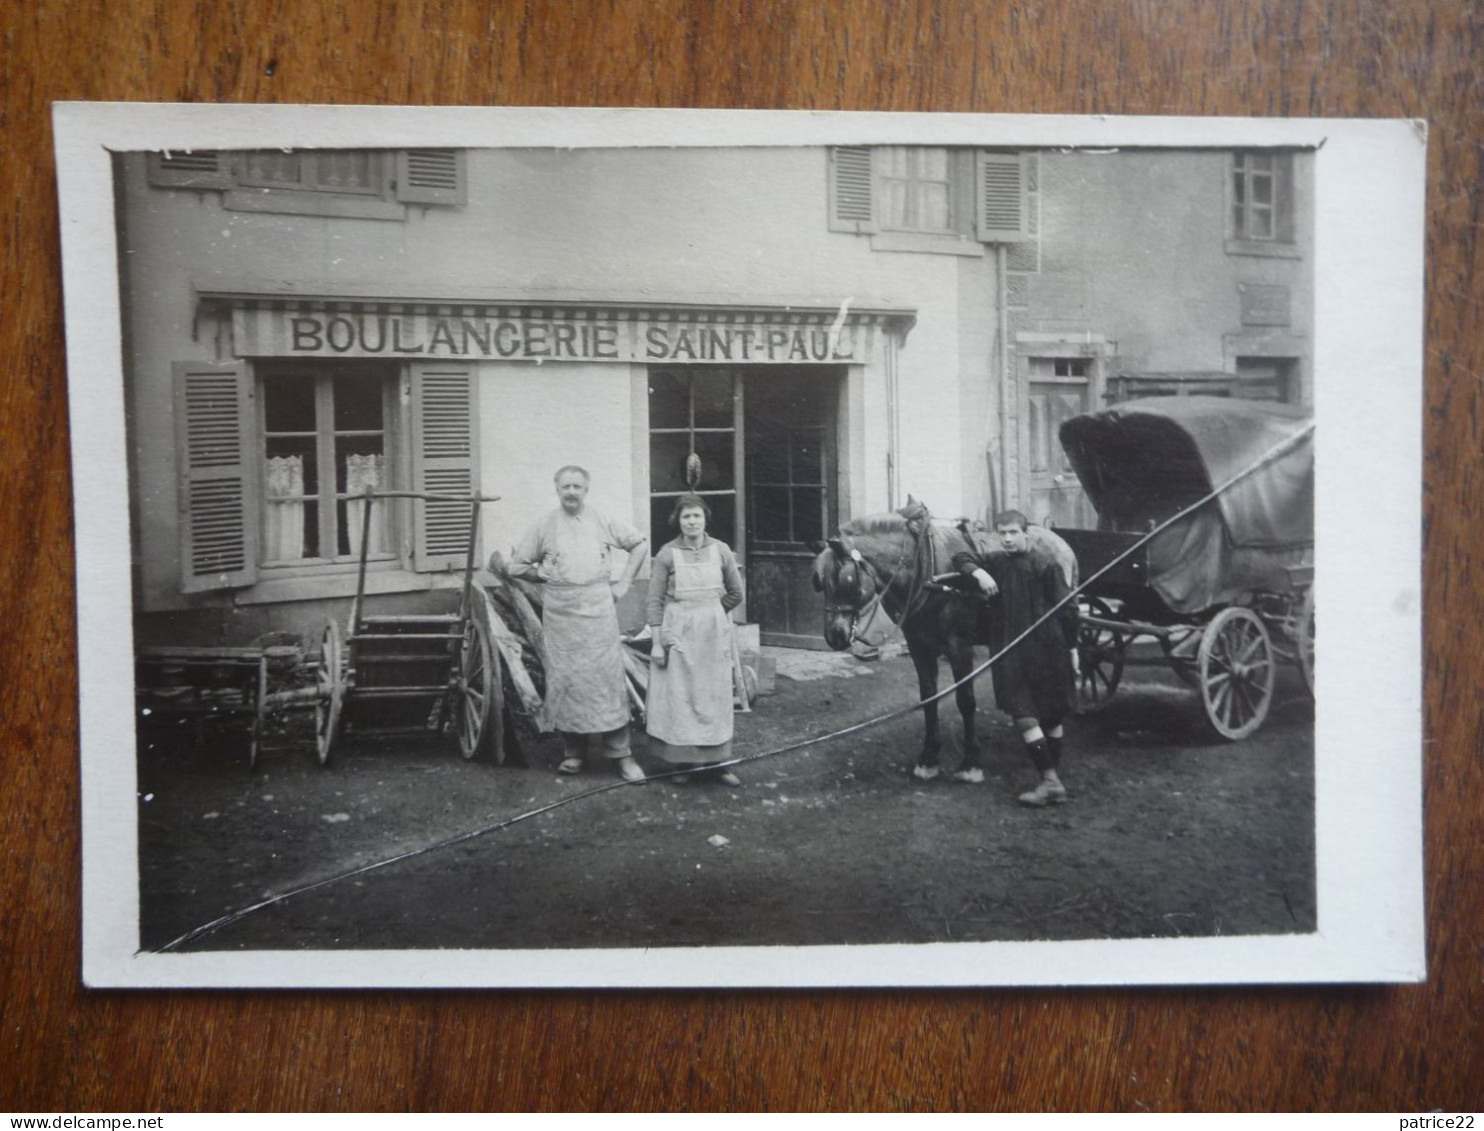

{"left": 811, "top": 498, "right": 1082, "bottom": 781}
{"left": 810, "top": 498, "right": 993, "bottom": 781}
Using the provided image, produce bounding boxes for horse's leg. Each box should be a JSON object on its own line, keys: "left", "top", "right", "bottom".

{"left": 946, "top": 632, "right": 983, "bottom": 783}
{"left": 907, "top": 631, "right": 943, "bottom": 780}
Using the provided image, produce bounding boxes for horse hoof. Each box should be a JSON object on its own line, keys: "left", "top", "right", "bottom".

{"left": 951, "top": 768, "right": 985, "bottom": 784}
{"left": 912, "top": 765, "right": 940, "bottom": 781}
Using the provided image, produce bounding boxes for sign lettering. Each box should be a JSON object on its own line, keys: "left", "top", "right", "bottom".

{"left": 238, "top": 310, "right": 862, "bottom": 364}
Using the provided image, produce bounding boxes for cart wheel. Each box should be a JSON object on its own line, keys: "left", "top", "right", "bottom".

{"left": 1197, "top": 606, "right": 1274, "bottom": 741}
{"left": 1075, "top": 597, "right": 1125, "bottom": 714}
{"left": 1296, "top": 587, "right": 1316, "bottom": 699}
{"left": 455, "top": 615, "right": 500, "bottom": 760}
{"left": 315, "top": 621, "right": 345, "bottom": 766}
{"left": 1158, "top": 627, "right": 1201, "bottom": 688}
{"left": 248, "top": 654, "right": 269, "bottom": 772}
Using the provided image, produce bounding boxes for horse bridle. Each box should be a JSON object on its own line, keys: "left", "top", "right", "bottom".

{"left": 824, "top": 514, "right": 936, "bottom": 644}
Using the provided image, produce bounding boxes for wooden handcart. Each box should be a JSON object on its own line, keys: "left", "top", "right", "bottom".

{"left": 136, "top": 645, "right": 272, "bottom": 768}
{"left": 313, "top": 489, "right": 504, "bottom": 765}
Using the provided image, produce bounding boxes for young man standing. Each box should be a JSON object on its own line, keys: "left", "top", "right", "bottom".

{"left": 510, "top": 465, "right": 648, "bottom": 782}
{"left": 952, "top": 510, "right": 1080, "bottom": 806}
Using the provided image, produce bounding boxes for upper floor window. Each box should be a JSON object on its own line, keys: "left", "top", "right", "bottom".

{"left": 146, "top": 148, "right": 466, "bottom": 220}
{"left": 828, "top": 147, "right": 1028, "bottom": 250}
{"left": 1228, "top": 151, "right": 1297, "bottom": 255}
{"left": 878, "top": 147, "right": 954, "bottom": 234}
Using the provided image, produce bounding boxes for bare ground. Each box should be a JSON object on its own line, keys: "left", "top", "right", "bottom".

{"left": 137, "top": 651, "right": 1315, "bottom": 953}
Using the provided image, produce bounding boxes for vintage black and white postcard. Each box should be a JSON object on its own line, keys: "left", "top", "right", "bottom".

{"left": 55, "top": 105, "right": 1426, "bottom": 987}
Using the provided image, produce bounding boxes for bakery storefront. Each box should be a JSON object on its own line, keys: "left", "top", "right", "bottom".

{"left": 143, "top": 291, "right": 916, "bottom": 648}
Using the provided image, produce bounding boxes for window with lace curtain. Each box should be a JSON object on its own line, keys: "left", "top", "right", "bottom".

{"left": 261, "top": 364, "right": 394, "bottom": 568}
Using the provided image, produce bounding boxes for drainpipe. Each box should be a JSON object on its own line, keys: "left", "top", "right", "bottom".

{"left": 996, "top": 242, "right": 1010, "bottom": 521}
{"left": 885, "top": 330, "right": 899, "bottom": 508}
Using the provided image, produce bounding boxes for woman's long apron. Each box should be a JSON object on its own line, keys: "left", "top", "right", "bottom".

{"left": 540, "top": 581, "right": 631, "bottom": 735}
{"left": 646, "top": 543, "right": 734, "bottom": 764}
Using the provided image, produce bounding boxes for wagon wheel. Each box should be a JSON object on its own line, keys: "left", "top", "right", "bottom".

{"left": 1075, "top": 597, "right": 1126, "bottom": 714}
{"left": 1296, "top": 586, "right": 1316, "bottom": 699}
{"left": 314, "top": 620, "right": 345, "bottom": 766}
{"left": 1197, "top": 606, "right": 1274, "bottom": 741}
{"left": 248, "top": 653, "right": 269, "bottom": 772}
{"left": 454, "top": 614, "right": 502, "bottom": 760}
{"left": 1159, "top": 627, "right": 1201, "bottom": 688}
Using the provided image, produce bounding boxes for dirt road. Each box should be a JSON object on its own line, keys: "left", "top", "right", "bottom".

{"left": 138, "top": 652, "right": 1315, "bottom": 952}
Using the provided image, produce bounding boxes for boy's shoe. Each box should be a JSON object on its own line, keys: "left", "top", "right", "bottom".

{"left": 1017, "top": 778, "right": 1068, "bottom": 807}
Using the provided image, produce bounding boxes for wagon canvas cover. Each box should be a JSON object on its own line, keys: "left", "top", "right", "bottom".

{"left": 1059, "top": 397, "right": 1314, "bottom": 613}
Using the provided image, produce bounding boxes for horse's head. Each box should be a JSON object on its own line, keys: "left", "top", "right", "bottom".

{"left": 811, "top": 536, "right": 881, "bottom": 651}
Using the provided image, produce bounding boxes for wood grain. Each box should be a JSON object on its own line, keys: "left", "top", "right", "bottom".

{"left": 3, "top": 0, "right": 1480, "bottom": 1113}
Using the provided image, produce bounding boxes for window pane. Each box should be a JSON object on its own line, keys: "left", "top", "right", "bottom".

{"left": 315, "top": 152, "right": 376, "bottom": 192}
{"left": 704, "top": 493, "right": 738, "bottom": 548}
{"left": 692, "top": 373, "right": 733, "bottom": 428}
{"left": 1233, "top": 203, "right": 1246, "bottom": 236}
{"left": 263, "top": 375, "right": 316, "bottom": 432}
{"left": 879, "top": 147, "right": 910, "bottom": 177}
{"left": 752, "top": 486, "right": 790, "bottom": 543}
{"left": 239, "top": 151, "right": 304, "bottom": 187}
{"left": 919, "top": 182, "right": 950, "bottom": 230}
{"left": 919, "top": 148, "right": 949, "bottom": 179}
{"left": 1251, "top": 208, "right": 1273, "bottom": 239}
{"left": 648, "top": 370, "right": 689, "bottom": 428}
{"left": 792, "top": 428, "right": 825, "bottom": 484}
{"left": 1252, "top": 175, "right": 1272, "bottom": 205}
{"left": 791, "top": 487, "right": 825, "bottom": 545}
{"left": 264, "top": 436, "right": 319, "bottom": 560}
{"left": 1249, "top": 153, "right": 1273, "bottom": 173}
{"left": 336, "top": 437, "right": 387, "bottom": 556}
{"left": 649, "top": 432, "right": 691, "bottom": 493}
{"left": 693, "top": 432, "right": 735, "bottom": 491}
{"left": 748, "top": 431, "right": 790, "bottom": 484}
{"left": 881, "top": 179, "right": 910, "bottom": 228}
{"left": 333, "top": 373, "right": 384, "bottom": 431}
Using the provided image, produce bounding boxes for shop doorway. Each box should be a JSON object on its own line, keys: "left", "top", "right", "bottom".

{"left": 647, "top": 365, "right": 842, "bottom": 649}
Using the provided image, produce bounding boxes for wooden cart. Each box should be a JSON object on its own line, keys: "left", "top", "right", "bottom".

{"left": 1055, "top": 397, "right": 1315, "bottom": 741}
{"left": 313, "top": 490, "right": 503, "bottom": 765}
{"left": 136, "top": 646, "right": 272, "bottom": 769}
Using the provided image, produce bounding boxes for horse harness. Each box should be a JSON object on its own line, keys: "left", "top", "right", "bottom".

{"left": 825, "top": 510, "right": 981, "bottom": 644}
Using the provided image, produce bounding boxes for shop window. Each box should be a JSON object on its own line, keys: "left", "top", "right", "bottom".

{"left": 1228, "top": 151, "right": 1296, "bottom": 254}
{"left": 647, "top": 368, "right": 739, "bottom": 547}
{"left": 147, "top": 149, "right": 466, "bottom": 219}
{"left": 260, "top": 366, "right": 394, "bottom": 567}
{"left": 173, "top": 359, "right": 478, "bottom": 595}
{"left": 828, "top": 147, "right": 1026, "bottom": 246}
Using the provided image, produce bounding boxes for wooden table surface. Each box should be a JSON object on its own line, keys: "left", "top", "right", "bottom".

{"left": 3, "top": 0, "right": 1480, "bottom": 1113}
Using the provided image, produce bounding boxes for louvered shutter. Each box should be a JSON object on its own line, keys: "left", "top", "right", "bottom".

{"left": 975, "top": 151, "right": 1028, "bottom": 242}
{"left": 174, "top": 361, "right": 257, "bottom": 592}
{"left": 411, "top": 361, "right": 480, "bottom": 571}
{"left": 828, "top": 146, "right": 876, "bottom": 233}
{"left": 396, "top": 150, "right": 467, "bottom": 206}
{"left": 147, "top": 151, "right": 232, "bottom": 189}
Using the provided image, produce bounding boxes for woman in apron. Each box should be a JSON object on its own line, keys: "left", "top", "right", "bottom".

{"left": 645, "top": 493, "right": 745, "bottom": 784}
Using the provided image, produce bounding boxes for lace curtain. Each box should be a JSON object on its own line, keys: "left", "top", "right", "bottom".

{"left": 344, "top": 453, "right": 386, "bottom": 555}
{"left": 265, "top": 456, "right": 305, "bottom": 561}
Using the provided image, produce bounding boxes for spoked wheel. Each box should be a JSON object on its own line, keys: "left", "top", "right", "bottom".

{"left": 1075, "top": 597, "right": 1126, "bottom": 714}
{"left": 314, "top": 620, "right": 345, "bottom": 766}
{"left": 1197, "top": 606, "right": 1274, "bottom": 741}
{"left": 454, "top": 614, "right": 502, "bottom": 761}
{"left": 1296, "top": 587, "right": 1316, "bottom": 699}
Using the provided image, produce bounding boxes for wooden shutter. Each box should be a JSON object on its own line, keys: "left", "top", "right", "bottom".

{"left": 828, "top": 146, "right": 876, "bottom": 233}
{"left": 976, "top": 151, "right": 1028, "bottom": 242}
{"left": 411, "top": 361, "right": 480, "bottom": 571}
{"left": 174, "top": 361, "right": 257, "bottom": 593}
{"left": 147, "top": 151, "right": 232, "bottom": 189}
{"left": 396, "top": 150, "right": 467, "bottom": 206}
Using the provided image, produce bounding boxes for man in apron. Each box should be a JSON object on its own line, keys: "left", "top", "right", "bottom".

{"left": 510, "top": 465, "right": 648, "bottom": 782}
